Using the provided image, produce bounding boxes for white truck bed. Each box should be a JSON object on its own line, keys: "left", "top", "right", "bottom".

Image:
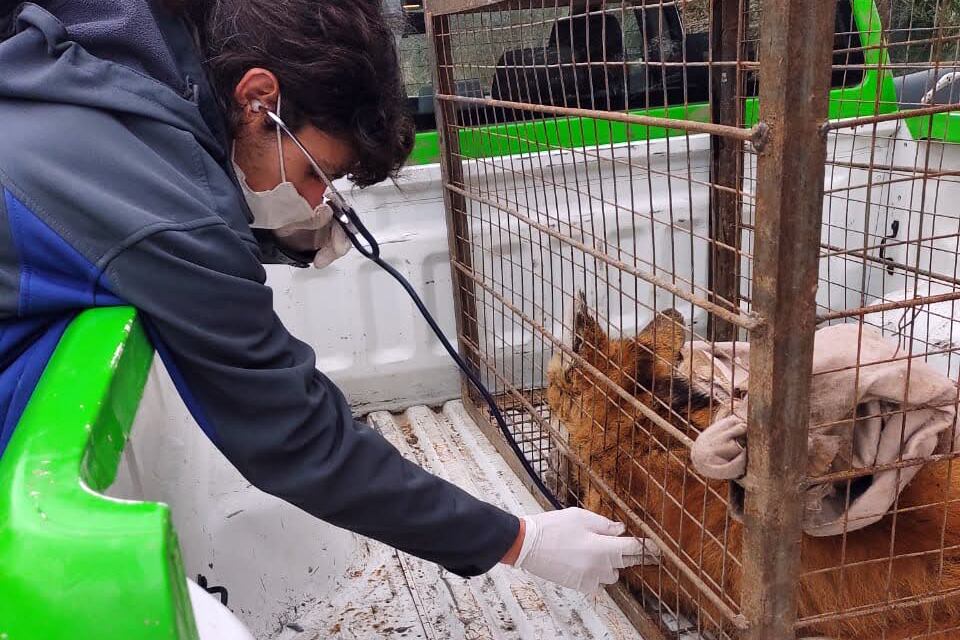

{"left": 117, "top": 362, "right": 644, "bottom": 639}
{"left": 271, "top": 402, "right": 640, "bottom": 640}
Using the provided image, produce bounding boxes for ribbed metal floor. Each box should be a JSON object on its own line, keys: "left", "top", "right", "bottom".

{"left": 271, "top": 400, "right": 642, "bottom": 640}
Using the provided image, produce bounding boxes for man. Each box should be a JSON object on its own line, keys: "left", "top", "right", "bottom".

{"left": 0, "top": 0, "right": 643, "bottom": 595}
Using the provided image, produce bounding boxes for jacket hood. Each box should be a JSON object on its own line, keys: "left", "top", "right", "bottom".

{"left": 0, "top": 1, "right": 228, "bottom": 160}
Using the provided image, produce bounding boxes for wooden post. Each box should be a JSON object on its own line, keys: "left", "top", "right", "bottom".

{"left": 740, "top": 2, "right": 838, "bottom": 639}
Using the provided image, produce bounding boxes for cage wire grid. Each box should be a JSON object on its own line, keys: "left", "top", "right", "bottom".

{"left": 418, "top": 0, "right": 960, "bottom": 638}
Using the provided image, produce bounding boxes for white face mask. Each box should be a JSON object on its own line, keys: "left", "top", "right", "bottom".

{"left": 231, "top": 95, "right": 353, "bottom": 269}
{"left": 232, "top": 94, "right": 334, "bottom": 231}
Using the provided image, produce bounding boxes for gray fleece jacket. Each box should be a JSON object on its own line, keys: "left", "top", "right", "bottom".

{"left": 0, "top": 0, "right": 518, "bottom": 576}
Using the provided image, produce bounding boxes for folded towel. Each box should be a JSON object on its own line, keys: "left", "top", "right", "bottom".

{"left": 685, "top": 324, "right": 960, "bottom": 536}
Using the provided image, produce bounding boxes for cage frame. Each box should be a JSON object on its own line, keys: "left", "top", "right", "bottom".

{"left": 421, "top": 1, "right": 953, "bottom": 638}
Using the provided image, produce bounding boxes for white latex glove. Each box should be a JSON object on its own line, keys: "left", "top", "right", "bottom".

{"left": 514, "top": 508, "right": 653, "bottom": 593}
{"left": 273, "top": 204, "right": 352, "bottom": 269}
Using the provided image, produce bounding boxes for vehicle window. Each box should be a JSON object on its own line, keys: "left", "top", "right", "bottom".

{"left": 400, "top": 3, "right": 565, "bottom": 130}
{"left": 397, "top": 2, "right": 435, "bottom": 132}
{"left": 833, "top": 0, "right": 866, "bottom": 88}
{"left": 884, "top": 0, "right": 960, "bottom": 74}
{"left": 397, "top": 0, "right": 867, "bottom": 133}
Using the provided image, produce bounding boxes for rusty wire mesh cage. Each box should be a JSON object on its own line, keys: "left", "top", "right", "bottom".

{"left": 422, "top": 0, "right": 960, "bottom": 638}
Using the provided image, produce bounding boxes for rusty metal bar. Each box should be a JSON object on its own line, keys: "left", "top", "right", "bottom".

{"left": 464, "top": 60, "right": 755, "bottom": 71}
{"left": 446, "top": 183, "right": 764, "bottom": 330}
{"left": 804, "top": 450, "right": 960, "bottom": 486}
{"left": 464, "top": 128, "right": 747, "bottom": 199}
{"left": 796, "top": 583, "right": 960, "bottom": 630}
{"left": 828, "top": 158, "right": 960, "bottom": 175}
{"left": 823, "top": 168, "right": 960, "bottom": 194}
{"left": 818, "top": 239, "right": 960, "bottom": 289}
{"left": 436, "top": 93, "right": 762, "bottom": 142}
{"left": 733, "top": 227, "right": 960, "bottom": 291}
{"left": 805, "top": 543, "right": 960, "bottom": 574}
{"left": 819, "top": 232, "right": 960, "bottom": 260}
{"left": 423, "top": 0, "right": 509, "bottom": 16}
{"left": 822, "top": 100, "right": 960, "bottom": 132}
{"left": 739, "top": 2, "right": 839, "bottom": 638}
{"left": 834, "top": 31, "right": 960, "bottom": 57}
{"left": 431, "top": 2, "right": 689, "bottom": 33}
{"left": 424, "top": 0, "right": 687, "bottom": 17}
{"left": 708, "top": 0, "right": 746, "bottom": 342}
{"left": 428, "top": 12, "right": 483, "bottom": 403}
{"left": 816, "top": 289, "right": 960, "bottom": 323}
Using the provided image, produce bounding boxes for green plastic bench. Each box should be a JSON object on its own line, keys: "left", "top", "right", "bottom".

{"left": 0, "top": 307, "right": 199, "bottom": 640}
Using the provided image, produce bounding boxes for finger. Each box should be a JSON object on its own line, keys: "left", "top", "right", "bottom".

{"left": 722, "top": 419, "right": 747, "bottom": 439}
{"left": 315, "top": 204, "right": 334, "bottom": 225}
{"left": 606, "top": 537, "right": 646, "bottom": 567}
{"left": 710, "top": 416, "right": 746, "bottom": 442}
{"left": 571, "top": 508, "right": 624, "bottom": 535}
{"left": 620, "top": 539, "right": 661, "bottom": 567}
{"left": 331, "top": 223, "right": 352, "bottom": 257}
{"left": 599, "top": 568, "right": 619, "bottom": 585}
{"left": 313, "top": 247, "right": 336, "bottom": 269}
{"left": 718, "top": 441, "right": 745, "bottom": 459}
{"left": 622, "top": 553, "right": 660, "bottom": 567}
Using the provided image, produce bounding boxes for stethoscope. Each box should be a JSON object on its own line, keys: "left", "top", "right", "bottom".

{"left": 263, "top": 107, "right": 563, "bottom": 509}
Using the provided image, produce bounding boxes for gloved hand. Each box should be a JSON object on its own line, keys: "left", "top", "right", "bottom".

{"left": 273, "top": 202, "right": 352, "bottom": 269}
{"left": 512, "top": 508, "right": 655, "bottom": 593}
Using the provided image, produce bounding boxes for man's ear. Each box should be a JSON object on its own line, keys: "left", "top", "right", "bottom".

{"left": 233, "top": 67, "right": 280, "bottom": 125}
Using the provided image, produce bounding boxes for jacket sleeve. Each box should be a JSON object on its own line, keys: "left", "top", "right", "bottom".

{"left": 104, "top": 221, "right": 519, "bottom": 577}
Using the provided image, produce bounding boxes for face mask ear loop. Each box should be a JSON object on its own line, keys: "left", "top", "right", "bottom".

{"left": 275, "top": 93, "right": 287, "bottom": 183}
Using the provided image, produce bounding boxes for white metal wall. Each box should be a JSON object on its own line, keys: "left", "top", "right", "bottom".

{"left": 268, "top": 163, "right": 462, "bottom": 414}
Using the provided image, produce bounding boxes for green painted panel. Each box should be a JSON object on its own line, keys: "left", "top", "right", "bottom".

{"left": 908, "top": 112, "right": 960, "bottom": 143}
{"left": 0, "top": 307, "right": 198, "bottom": 640}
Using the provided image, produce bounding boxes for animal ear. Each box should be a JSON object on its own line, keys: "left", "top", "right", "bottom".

{"left": 636, "top": 308, "right": 687, "bottom": 352}
{"left": 562, "top": 291, "right": 608, "bottom": 356}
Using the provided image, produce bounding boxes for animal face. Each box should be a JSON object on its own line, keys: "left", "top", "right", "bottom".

{"left": 546, "top": 292, "right": 711, "bottom": 458}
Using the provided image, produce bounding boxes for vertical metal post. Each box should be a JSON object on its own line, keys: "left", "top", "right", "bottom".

{"left": 741, "top": 2, "right": 837, "bottom": 639}
{"left": 708, "top": 0, "right": 745, "bottom": 342}
{"left": 426, "top": 9, "right": 482, "bottom": 402}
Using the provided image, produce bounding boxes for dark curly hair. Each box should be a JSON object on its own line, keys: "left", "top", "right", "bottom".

{"left": 183, "top": 0, "right": 413, "bottom": 187}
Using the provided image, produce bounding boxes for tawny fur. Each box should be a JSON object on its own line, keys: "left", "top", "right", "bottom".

{"left": 546, "top": 295, "right": 960, "bottom": 639}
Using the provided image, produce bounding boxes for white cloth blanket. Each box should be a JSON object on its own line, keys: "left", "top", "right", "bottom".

{"left": 683, "top": 323, "right": 960, "bottom": 536}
